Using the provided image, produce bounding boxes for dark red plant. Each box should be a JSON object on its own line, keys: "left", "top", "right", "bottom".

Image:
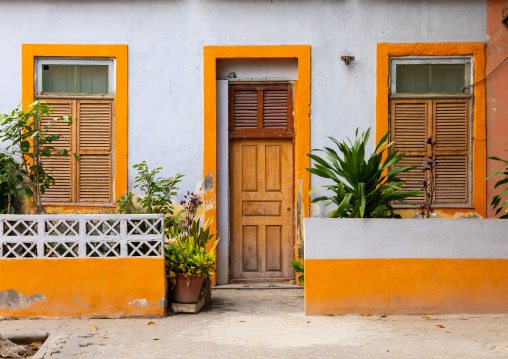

{"left": 419, "top": 135, "right": 437, "bottom": 218}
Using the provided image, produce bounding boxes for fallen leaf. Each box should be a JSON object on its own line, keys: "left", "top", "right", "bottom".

{"left": 422, "top": 315, "right": 430, "bottom": 319}
{"left": 306, "top": 321, "right": 310, "bottom": 323}
{"left": 145, "top": 321, "right": 155, "bottom": 325}
{"left": 361, "top": 314, "right": 372, "bottom": 317}
{"left": 436, "top": 325, "right": 445, "bottom": 328}
{"left": 31, "top": 341, "right": 43, "bottom": 347}
{"left": 381, "top": 315, "right": 386, "bottom": 318}
{"left": 91, "top": 325, "right": 97, "bottom": 331}
{"left": 31, "top": 347, "right": 39, "bottom": 351}
{"left": 103, "top": 337, "right": 110, "bottom": 339}
{"left": 239, "top": 321, "right": 245, "bottom": 322}
{"left": 153, "top": 338, "right": 160, "bottom": 341}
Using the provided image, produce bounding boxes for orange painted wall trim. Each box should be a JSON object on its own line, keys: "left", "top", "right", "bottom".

{"left": 376, "top": 43, "right": 487, "bottom": 218}
{"left": 202, "top": 46, "right": 311, "bottom": 276}
{"left": 21, "top": 44, "right": 128, "bottom": 208}
{"left": 305, "top": 258, "right": 508, "bottom": 315}
{"left": 0, "top": 258, "right": 165, "bottom": 317}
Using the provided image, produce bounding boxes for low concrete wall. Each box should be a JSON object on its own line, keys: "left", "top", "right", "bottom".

{"left": 304, "top": 218, "right": 508, "bottom": 315}
{"left": 0, "top": 214, "right": 166, "bottom": 317}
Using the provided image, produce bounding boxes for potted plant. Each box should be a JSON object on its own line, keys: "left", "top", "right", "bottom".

{"left": 165, "top": 218, "right": 218, "bottom": 304}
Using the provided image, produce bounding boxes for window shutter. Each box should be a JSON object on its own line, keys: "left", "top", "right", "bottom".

{"left": 390, "top": 100, "right": 429, "bottom": 202}
{"left": 233, "top": 90, "right": 258, "bottom": 128}
{"left": 40, "top": 100, "right": 74, "bottom": 203}
{"left": 77, "top": 100, "right": 113, "bottom": 203}
{"left": 433, "top": 100, "right": 469, "bottom": 204}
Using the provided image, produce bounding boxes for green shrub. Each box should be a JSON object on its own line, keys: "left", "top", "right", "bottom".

{"left": 307, "top": 128, "right": 421, "bottom": 218}
{"left": 487, "top": 156, "right": 508, "bottom": 219}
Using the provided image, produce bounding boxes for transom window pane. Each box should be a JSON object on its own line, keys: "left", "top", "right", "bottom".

{"left": 42, "top": 65, "right": 109, "bottom": 94}
{"left": 396, "top": 64, "right": 466, "bottom": 94}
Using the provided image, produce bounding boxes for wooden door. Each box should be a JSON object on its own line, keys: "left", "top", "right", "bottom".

{"left": 230, "top": 139, "right": 294, "bottom": 281}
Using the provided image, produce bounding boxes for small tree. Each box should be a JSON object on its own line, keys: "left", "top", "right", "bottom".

{"left": 0, "top": 101, "right": 76, "bottom": 214}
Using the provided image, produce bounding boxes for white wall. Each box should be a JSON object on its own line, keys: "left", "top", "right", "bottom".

{"left": 305, "top": 218, "right": 508, "bottom": 260}
{"left": 0, "top": 0, "right": 487, "bottom": 205}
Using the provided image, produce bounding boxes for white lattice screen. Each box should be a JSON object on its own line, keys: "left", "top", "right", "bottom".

{"left": 0, "top": 214, "right": 164, "bottom": 259}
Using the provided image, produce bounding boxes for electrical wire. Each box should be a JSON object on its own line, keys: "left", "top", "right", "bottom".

{"left": 463, "top": 55, "right": 508, "bottom": 92}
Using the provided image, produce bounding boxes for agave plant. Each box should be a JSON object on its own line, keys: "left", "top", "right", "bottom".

{"left": 486, "top": 156, "right": 508, "bottom": 219}
{"left": 307, "top": 128, "right": 421, "bottom": 218}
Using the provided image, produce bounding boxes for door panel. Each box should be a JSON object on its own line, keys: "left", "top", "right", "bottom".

{"left": 230, "top": 139, "right": 293, "bottom": 280}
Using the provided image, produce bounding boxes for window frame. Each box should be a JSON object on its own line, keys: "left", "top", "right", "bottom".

{"left": 35, "top": 57, "right": 116, "bottom": 97}
{"left": 22, "top": 44, "right": 128, "bottom": 210}
{"left": 390, "top": 56, "right": 473, "bottom": 97}
{"left": 388, "top": 56, "right": 475, "bottom": 209}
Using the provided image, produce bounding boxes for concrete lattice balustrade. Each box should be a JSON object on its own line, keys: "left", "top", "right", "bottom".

{"left": 0, "top": 214, "right": 165, "bottom": 259}
{"left": 0, "top": 214, "right": 167, "bottom": 317}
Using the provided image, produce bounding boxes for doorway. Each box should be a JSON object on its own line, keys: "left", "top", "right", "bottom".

{"left": 229, "top": 83, "right": 294, "bottom": 282}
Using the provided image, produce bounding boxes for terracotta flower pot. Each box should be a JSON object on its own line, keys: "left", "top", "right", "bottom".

{"left": 172, "top": 274, "right": 204, "bottom": 304}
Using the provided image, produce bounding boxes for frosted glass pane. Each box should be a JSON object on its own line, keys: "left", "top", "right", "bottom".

{"left": 430, "top": 64, "right": 465, "bottom": 93}
{"left": 396, "top": 64, "right": 466, "bottom": 94}
{"left": 396, "top": 65, "right": 429, "bottom": 94}
{"left": 42, "top": 65, "right": 75, "bottom": 93}
{"left": 42, "top": 65, "right": 108, "bottom": 94}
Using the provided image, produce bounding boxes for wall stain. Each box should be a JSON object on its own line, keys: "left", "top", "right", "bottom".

{"left": 0, "top": 289, "right": 46, "bottom": 310}
{"left": 297, "top": 178, "right": 304, "bottom": 259}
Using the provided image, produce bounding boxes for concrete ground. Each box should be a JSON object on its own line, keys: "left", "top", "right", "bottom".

{"left": 1, "top": 289, "right": 508, "bottom": 358}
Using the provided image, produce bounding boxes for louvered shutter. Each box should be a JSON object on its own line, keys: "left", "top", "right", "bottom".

{"left": 233, "top": 90, "right": 258, "bottom": 128}
{"left": 40, "top": 100, "right": 74, "bottom": 203}
{"left": 263, "top": 90, "right": 289, "bottom": 128}
{"left": 77, "top": 100, "right": 113, "bottom": 204}
{"left": 229, "top": 84, "right": 293, "bottom": 137}
{"left": 433, "top": 100, "right": 469, "bottom": 204}
{"left": 390, "top": 100, "right": 428, "bottom": 203}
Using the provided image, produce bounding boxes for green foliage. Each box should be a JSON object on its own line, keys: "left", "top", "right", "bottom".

{"left": 0, "top": 101, "right": 76, "bottom": 214}
{"left": 116, "top": 190, "right": 141, "bottom": 214}
{"left": 0, "top": 153, "right": 21, "bottom": 214}
{"left": 306, "top": 128, "right": 421, "bottom": 218}
{"left": 165, "top": 234, "right": 219, "bottom": 280}
{"left": 291, "top": 259, "right": 304, "bottom": 284}
{"left": 486, "top": 156, "right": 508, "bottom": 219}
{"left": 132, "top": 161, "right": 184, "bottom": 215}
{"left": 116, "top": 161, "right": 184, "bottom": 236}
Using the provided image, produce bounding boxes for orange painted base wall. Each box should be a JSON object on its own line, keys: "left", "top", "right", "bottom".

{"left": 0, "top": 258, "right": 166, "bottom": 317}
{"left": 305, "top": 259, "right": 508, "bottom": 315}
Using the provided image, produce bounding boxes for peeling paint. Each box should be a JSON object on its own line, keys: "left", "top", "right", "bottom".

{"left": 204, "top": 197, "right": 216, "bottom": 212}
{"left": 159, "top": 298, "right": 166, "bottom": 309}
{"left": 0, "top": 289, "right": 46, "bottom": 310}
{"left": 128, "top": 298, "right": 151, "bottom": 307}
{"left": 296, "top": 178, "right": 305, "bottom": 259}
{"left": 204, "top": 171, "right": 214, "bottom": 193}
{"left": 72, "top": 296, "right": 94, "bottom": 308}
{"left": 310, "top": 203, "right": 321, "bottom": 218}
{"left": 396, "top": 209, "right": 483, "bottom": 219}
{"left": 392, "top": 297, "right": 406, "bottom": 304}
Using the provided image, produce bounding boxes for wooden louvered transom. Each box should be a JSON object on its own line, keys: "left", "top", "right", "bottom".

{"left": 390, "top": 98, "right": 470, "bottom": 206}
{"left": 37, "top": 98, "right": 113, "bottom": 205}
{"left": 233, "top": 90, "right": 258, "bottom": 128}
{"left": 229, "top": 84, "right": 293, "bottom": 138}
